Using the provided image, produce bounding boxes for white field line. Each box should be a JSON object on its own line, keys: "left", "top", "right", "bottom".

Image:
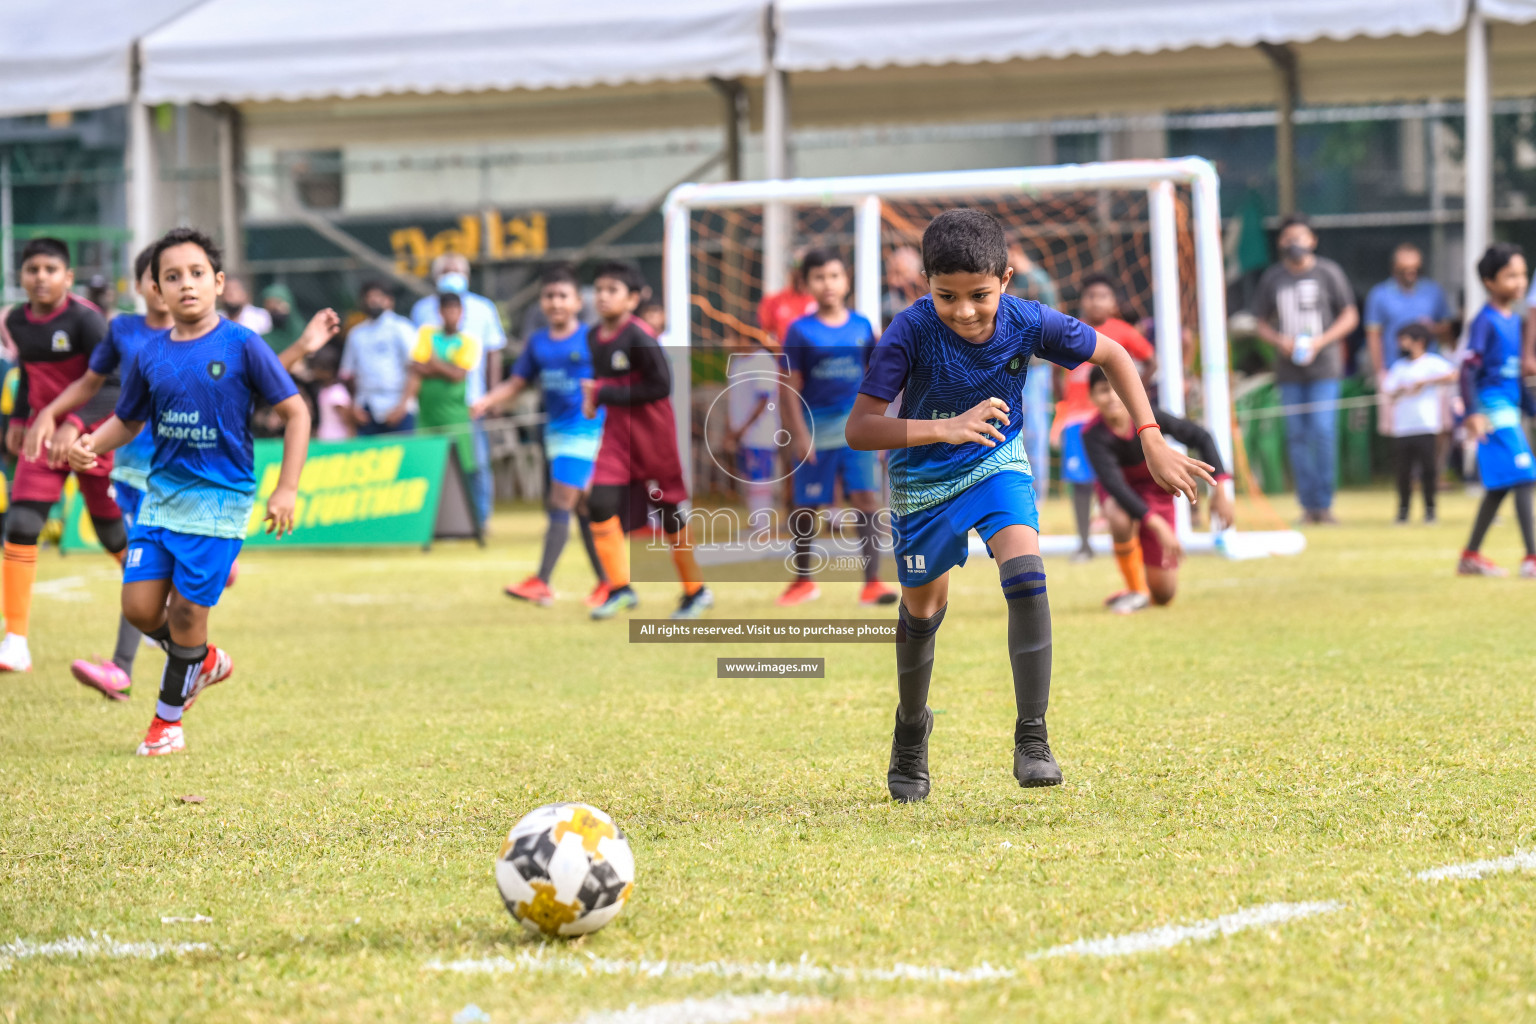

{"left": 570, "top": 993, "right": 821, "bottom": 1024}
{"left": 1417, "top": 850, "right": 1536, "bottom": 881}
{"left": 0, "top": 933, "right": 210, "bottom": 971}
{"left": 1027, "top": 901, "right": 1345, "bottom": 959}
{"left": 425, "top": 900, "right": 1345, "bottom": 984}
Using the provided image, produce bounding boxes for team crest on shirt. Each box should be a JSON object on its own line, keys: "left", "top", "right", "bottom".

{"left": 570, "top": 351, "right": 582, "bottom": 363}
{"left": 207, "top": 360, "right": 226, "bottom": 380}
{"left": 1005, "top": 355, "right": 1025, "bottom": 375}
{"left": 50, "top": 330, "right": 70, "bottom": 352}
{"left": 611, "top": 351, "right": 630, "bottom": 371}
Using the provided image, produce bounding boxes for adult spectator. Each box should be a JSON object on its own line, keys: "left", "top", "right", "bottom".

{"left": 1251, "top": 214, "right": 1360, "bottom": 524}
{"left": 1364, "top": 242, "right": 1453, "bottom": 381}
{"left": 1007, "top": 241, "right": 1057, "bottom": 500}
{"left": 341, "top": 280, "right": 418, "bottom": 436}
{"left": 260, "top": 283, "right": 304, "bottom": 355}
{"left": 882, "top": 244, "right": 926, "bottom": 328}
{"left": 411, "top": 253, "right": 507, "bottom": 525}
{"left": 756, "top": 251, "right": 815, "bottom": 347}
{"left": 222, "top": 275, "right": 272, "bottom": 335}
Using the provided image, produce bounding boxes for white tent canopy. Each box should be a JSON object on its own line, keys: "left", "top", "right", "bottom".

{"left": 775, "top": 0, "right": 1471, "bottom": 72}
{"left": 0, "top": 0, "right": 204, "bottom": 117}
{"left": 139, "top": 0, "right": 766, "bottom": 105}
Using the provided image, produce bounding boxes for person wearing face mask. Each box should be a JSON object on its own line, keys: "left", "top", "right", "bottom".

{"left": 1250, "top": 214, "right": 1359, "bottom": 525}
{"left": 259, "top": 282, "right": 304, "bottom": 356}
{"left": 221, "top": 275, "right": 272, "bottom": 335}
{"left": 1364, "top": 243, "right": 1453, "bottom": 384}
{"left": 410, "top": 254, "right": 507, "bottom": 526}
{"left": 341, "top": 280, "right": 418, "bottom": 435}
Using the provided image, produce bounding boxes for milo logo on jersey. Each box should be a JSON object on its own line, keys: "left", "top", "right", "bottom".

{"left": 157, "top": 409, "right": 218, "bottom": 447}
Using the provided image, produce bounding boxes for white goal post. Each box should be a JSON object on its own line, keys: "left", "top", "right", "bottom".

{"left": 660, "top": 158, "right": 1300, "bottom": 556}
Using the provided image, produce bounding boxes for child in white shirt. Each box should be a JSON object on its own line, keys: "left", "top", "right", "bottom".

{"left": 1380, "top": 323, "right": 1456, "bottom": 523}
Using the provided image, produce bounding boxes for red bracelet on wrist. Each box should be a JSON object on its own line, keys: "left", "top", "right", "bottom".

{"left": 1136, "top": 422, "right": 1161, "bottom": 438}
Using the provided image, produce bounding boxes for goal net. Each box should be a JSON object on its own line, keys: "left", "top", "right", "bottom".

{"left": 644, "top": 161, "right": 1292, "bottom": 584}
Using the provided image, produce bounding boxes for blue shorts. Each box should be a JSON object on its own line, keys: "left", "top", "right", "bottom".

{"left": 1478, "top": 425, "right": 1536, "bottom": 489}
{"left": 737, "top": 447, "right": 777, "bottom": 484}
{"left": 891, "top": 470, "right": 1039, "bottom": 587}
{"left": 793, "top": 446, "right": 878, "bottom": 506}
{"left": 122, "top": 525, "right": 243, "bottom": 608}
{"left": 111, "top": 482, "right": 145, "bottom": 529}
{"left": 1060, "top": 422, "right": 1096, "bottom": 485}
{"left": 549, "top": 455, "right": 596, "bottom": 490}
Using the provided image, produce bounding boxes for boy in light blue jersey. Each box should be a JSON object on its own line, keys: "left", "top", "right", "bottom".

{"left": 473, "top": 264, "right": 609, "bottom": 607}
{"left": 778, "top": 248, "right": 895, "bottom": 607}
{"left": 846, "top": 209, "right": 1214, "bottom": 802}
{"left": 1457, "top": 243, "right": 1536, "bottom": 578}
{"left": 28, "top": 245, "right": 168, "bottom": 698}
{"left": 70, "top": 228, "right": 325, "bottom": 757}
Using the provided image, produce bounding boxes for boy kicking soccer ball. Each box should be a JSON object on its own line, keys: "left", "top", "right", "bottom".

{"left": 69, "top": 228, "right": 322, "bottom": 756}
{"left": 845, "top": 209, "right": 1214, "bottom": 801}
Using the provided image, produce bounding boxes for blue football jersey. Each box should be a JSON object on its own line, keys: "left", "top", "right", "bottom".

{"left": 783, "top": 310, "right": 875, "bottom": 451}
{"left": 1464, "top": 304, "right": 1525, "bottom": 414}
{"left": 89, "top": 313, "right": 164, "bottom": 491}
{"left": 861, "top": 294, "right": 1097, "bottom": 514}
{"left": 115, "top": 318, "right": 299, "bottom": 539}
{"left": 511, "top": 324, "right": 603, "bottom": 460}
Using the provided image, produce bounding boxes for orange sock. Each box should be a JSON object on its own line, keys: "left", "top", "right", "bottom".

{"left": 1113, "top": 538, "right": 1149, "bottom": 595}
{"left": 666, "top": 530, "right": 703, "bottom": 596}
{"left": 590, "top": 516, "right": 630, "bottom": 589}
{"left": 3, "top": 542, "right": 38, "bottom": 637}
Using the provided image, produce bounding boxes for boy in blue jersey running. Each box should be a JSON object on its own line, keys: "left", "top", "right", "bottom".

{"left": 69, "top": 228, "right": 323, "bottom": 757}
{"left": 472, "top": 264, "right": 609, "bottom": 607}
{"left": 1457, "top": 243, "right": 1536, "bottom": 578}
{"left": 846, "top": 210, "right": 1214, "bottom": 801}
{"left": 26, "top": 246, "right": 167, "bottom": 699}
{"left": 778, "top": 248, "right": 896, "bottom": 607}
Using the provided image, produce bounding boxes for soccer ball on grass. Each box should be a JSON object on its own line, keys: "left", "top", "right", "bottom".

{"left": 495, "top": 802, "right": 635, "bottom": 937}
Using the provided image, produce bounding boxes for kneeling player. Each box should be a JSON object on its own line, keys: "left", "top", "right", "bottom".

{"left": 777, "top": 248, "right": 895, "bottom": 607}
{"left": 580, "top": 261, "right": 711, "bottom": 621}
{"left": 69, "top": 228, "right": 320, "bottom": 756}
{"left": 1082, "top": 367, "right": 1233, "bottom": 613}
{"left": 846, "top": 209, "right": 1214, "bottom": 802}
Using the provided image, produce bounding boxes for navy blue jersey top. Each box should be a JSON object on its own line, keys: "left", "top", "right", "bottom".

{"left": 782, "top": 310, "right": 876, "bottom": 451}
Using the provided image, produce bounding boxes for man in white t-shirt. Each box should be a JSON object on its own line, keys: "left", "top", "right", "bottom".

{"left": 1380, "top": 322, "right": 1457, "bottom": 524}
{"left": 723, "top": 339, "right": 786, "bottom": 523}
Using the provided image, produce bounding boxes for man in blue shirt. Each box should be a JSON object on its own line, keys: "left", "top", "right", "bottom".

{"left": 411, "top": 254, "right": 507, "bottom": 526}
{"left": 342, "top": 280, "right": 418, "bottom": 435}
{"left": 1364, "top": 242, "right": 1453, "bottom": 381}
{"left": 70, "top": 227, "right": 324, "bottom": 758}
{"left": 778, "top": 248, "right": 893, "bottom": 608}
{"left": 472, "top": 264, "right": 607, "bottom": 607}
{"left": 844, "top": 209, "right": 1215, "bottom": 802}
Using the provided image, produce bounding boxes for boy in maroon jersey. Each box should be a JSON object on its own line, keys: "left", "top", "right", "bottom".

{"left": 580, "top": 261, "right": 711, "bottom": 620}
{"left": 0, "top": 238, "right": 128, "bottom": 672}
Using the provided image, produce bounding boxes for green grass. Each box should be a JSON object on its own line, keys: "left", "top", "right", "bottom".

{"left": 4, "top": 488, "right": 1536, "bottom": 1022}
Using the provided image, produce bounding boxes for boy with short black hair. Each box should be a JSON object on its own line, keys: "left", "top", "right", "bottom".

{"left": 69, "top": 227, "right": 323, "bottom": 756}
{"left": 846, "top": 209, "right": 1214, "bottom": 802}
{"left": 0, "top": 237, "right": 120, "bottom": 673}
{"left": 411, "top": 290, "right": 481, "bottom": 490}
{"left": 1379, "top": 322, "right": 1456, "bottom": 525}
{"left": 1457, "top": 242, "right": 1536, "bottom": 577}
{"left": 1082, "top": 366, "right": 1233, "bottom": 613}
{"left": 472, "top": 263, "right": 608, "bottom": 606}
{"left": 580, "top": 260, "right": 711, "bottom": 620}
{"left": 778, "top": 247, "right": 893, "bottom": 607}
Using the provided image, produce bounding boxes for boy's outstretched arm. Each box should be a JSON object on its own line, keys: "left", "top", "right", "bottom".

{"left": 845, "top": 392, "right": 1010, "bottom": 452}
{"left": 26, "top": 369, "right": 107, "bottom": 461}
{"left": 1088, "top": 335, "right": 1217, "bottom": 503}
{"left": 265, "top": 394, "right": 311, "bottom": 538}
{"left": 67, "top": 416, "right": 143, "bottom": 471}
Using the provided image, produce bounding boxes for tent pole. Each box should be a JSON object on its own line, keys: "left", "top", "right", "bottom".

{"left": 1, "top": 159, "right": 13, "bottom": 303}
{"left": 1464, "top": 4, "right": 1492, "bottom": 314}
{"left": 217, "top": 105, "right": 242, "bottom": 273}
{"left": 762, "top": 5, "right": 789, "bottom": 294}
{"left": 1259, "top": 42, "right": 1299, "bottom": 216}
{"left": 127, "top": 44, "right": 158, "bottom": 279}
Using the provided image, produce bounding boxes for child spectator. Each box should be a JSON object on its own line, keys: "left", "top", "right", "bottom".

{"left": 1379, "top": 323, "right": 1455, "bottom": 524}
{"left": 311, "top": 346, "right": 353, "bottom": 441}
{"left": 411, "top": 291, "right": 481, "bottom": 497}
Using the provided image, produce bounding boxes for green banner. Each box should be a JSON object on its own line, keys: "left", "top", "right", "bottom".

{"left": 63, "top": 434, "right": 477, "bottom": 551}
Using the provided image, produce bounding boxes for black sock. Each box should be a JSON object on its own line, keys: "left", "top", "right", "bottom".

{"left": 154, "top": 641, "right": 207, "bottom": 723}
{"left": 145, "top": 623, "right": 172, "bottom": 653}
{"left": 895, "top": 603, "right": 945, "bottom": 725}
{"left": 577, "top": 513, "right": 607, "bottom": 583}
{"left": 1072, "top": 484, "right": 1093, "bottom": 551}
{"left": 537, "top": 507, "right": 572, "bottom": 583}
{"left": 112, "top": 615, "right": 143, "bottom": 676}
{"left": 858, "top": 513, "right": 880, "bottom": 583}
{"left": 1516, "top": 484, "right": 1536, "bottom": 557}
{"left": 1467, "top": 487, "right": 1509, "bottom": 552}
{"left": 999, "top": 554, "right": 1051, "bottom": 722}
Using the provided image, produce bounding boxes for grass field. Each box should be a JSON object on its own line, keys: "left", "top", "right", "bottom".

{"left": 4, "top": 487, "right": 1536, "bottom": 1023}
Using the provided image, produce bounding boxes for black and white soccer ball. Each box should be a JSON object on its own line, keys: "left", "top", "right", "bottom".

{"left": 495, "top": 802, "right": 635, "bottom": 938}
